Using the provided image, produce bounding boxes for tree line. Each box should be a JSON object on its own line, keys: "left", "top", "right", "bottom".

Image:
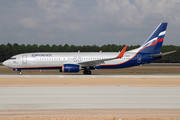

{"left": 0, "top": 43, "right": 179, "bottom": 63}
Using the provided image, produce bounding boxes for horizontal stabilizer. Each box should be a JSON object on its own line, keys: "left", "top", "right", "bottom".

{"left": 150, "top": 50, "right": 176, "bottom": 58}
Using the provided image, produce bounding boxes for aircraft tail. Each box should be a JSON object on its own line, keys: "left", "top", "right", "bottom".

{"left": 139, "top": 23, "right": 168, "bottom": 54}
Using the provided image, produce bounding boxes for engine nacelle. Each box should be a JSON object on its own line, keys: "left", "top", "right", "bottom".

{"left": 61, "top": 64, "right": 80, "bottom": 72}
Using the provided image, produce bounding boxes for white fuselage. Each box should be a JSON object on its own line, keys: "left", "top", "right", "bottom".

{"left": 3, "top": 51, "right": 137, "bottom": 69}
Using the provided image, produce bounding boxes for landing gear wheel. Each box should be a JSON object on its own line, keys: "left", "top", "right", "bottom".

{"left": 19, "top": 71, "right": 22, "bottom": 75}
{"left": 83, "top": 70, "right": 91, "bottom": 75}
{"left": 88, "top": 71, "right": 91, "bottom": 74}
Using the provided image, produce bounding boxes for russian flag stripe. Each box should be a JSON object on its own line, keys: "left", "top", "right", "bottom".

{"left": 158, "top": 34, "right": 165, "bottom": 39}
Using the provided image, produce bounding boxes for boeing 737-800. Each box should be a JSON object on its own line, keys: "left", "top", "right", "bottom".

{"left": 3, "top": 23, "right": 176, "bottom": 75}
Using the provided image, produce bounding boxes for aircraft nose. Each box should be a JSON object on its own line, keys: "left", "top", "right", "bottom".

{"left": 2, "top": 60, "right": 9, "bottom": 67}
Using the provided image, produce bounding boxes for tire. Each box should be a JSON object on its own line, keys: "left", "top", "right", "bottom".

{"left": 83, "top": 70, "right": 91, "bottom": 75}
{"left": 19, "top": 72, "right": 22, "bottom": 75}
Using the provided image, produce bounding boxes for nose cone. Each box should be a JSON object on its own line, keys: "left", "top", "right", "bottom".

{"left": 2, "top": 60, "right": 9, "bottom": 67}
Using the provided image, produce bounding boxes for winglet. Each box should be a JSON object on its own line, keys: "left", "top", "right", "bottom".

{"left": 116, "top": 46, "right": 127, "bottom": 58}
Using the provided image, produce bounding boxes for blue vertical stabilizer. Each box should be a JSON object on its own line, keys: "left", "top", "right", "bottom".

{"left": 139, "top": 23, "right": 167, "bottom": 54}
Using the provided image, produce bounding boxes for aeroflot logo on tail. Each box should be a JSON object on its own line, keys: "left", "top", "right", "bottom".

{"left": 31, "top": 54, "right": 52, "bottom": 57}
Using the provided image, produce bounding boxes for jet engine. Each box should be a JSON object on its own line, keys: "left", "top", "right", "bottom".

{"left": 61, "top": 64, "right": 80, "bottom": 72}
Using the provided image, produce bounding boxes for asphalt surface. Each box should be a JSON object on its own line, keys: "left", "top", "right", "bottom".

{"left": 1, "top": 75, "right": 180, "bottom": 78}
{"left": 0, "top": 86, "right": 180, "bottom": 110}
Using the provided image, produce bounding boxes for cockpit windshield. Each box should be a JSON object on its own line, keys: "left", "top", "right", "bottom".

{"left": 9, "top": 57, "right": 16, "bottom": 60}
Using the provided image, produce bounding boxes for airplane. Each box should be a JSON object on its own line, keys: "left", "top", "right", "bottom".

{"left": 3, "top": 22, "right": 176, "bottom": 75}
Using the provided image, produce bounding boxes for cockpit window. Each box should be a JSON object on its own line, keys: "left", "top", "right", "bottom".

{"left": 9, "top": 57, "right": 16, "bottom": 60}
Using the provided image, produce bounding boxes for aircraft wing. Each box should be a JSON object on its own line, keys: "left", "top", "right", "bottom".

{"left": 79, "top": 46, "right": 127, "bottom": 67}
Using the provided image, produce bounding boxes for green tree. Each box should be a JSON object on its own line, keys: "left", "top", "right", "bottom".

{"left": 18, "top": 44, "right": 26, "bottom": 54}
{"left": 39, "top": 45, "right": 46, "bottom": 52}
{"left": 52, "top": 44, "right": 58, "bottom": 52}
{"left": 63, "top": 44, "right": 71, "bottom": 52}
{"left": 58, "top": 45, "right": 63, "bottom": 52}
{"left": 31, "top": 44, "right": 38, "bottom": 52}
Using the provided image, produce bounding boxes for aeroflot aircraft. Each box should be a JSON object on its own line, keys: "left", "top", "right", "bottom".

{"left": 3, "top": 23, "right": 176, "bottom": 75}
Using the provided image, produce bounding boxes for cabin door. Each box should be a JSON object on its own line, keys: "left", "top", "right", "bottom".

{"left": 137, "top": 54, "right": 141, "bottom": 63}
{"left": 22, "top": 55, "right": 27, "bottom": 64}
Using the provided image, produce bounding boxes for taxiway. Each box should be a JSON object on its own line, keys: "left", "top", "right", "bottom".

{"left": 0, "top": 86, "right": 180, "bottom": 110}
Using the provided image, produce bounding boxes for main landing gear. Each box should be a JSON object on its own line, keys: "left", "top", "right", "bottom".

{"left": 83, "top": 69, "right": 92, "bottom": 75}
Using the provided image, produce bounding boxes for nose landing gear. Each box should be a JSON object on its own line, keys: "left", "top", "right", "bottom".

{"left": 19, "top": 71, "right": 22, "bottom": 75}
{"left": 13, "top": 69, "right": 22, "bottom": 75}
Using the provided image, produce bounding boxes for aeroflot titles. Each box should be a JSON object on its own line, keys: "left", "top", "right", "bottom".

{"left": 31, "top": 54, "right": 52, "bottom": 57}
